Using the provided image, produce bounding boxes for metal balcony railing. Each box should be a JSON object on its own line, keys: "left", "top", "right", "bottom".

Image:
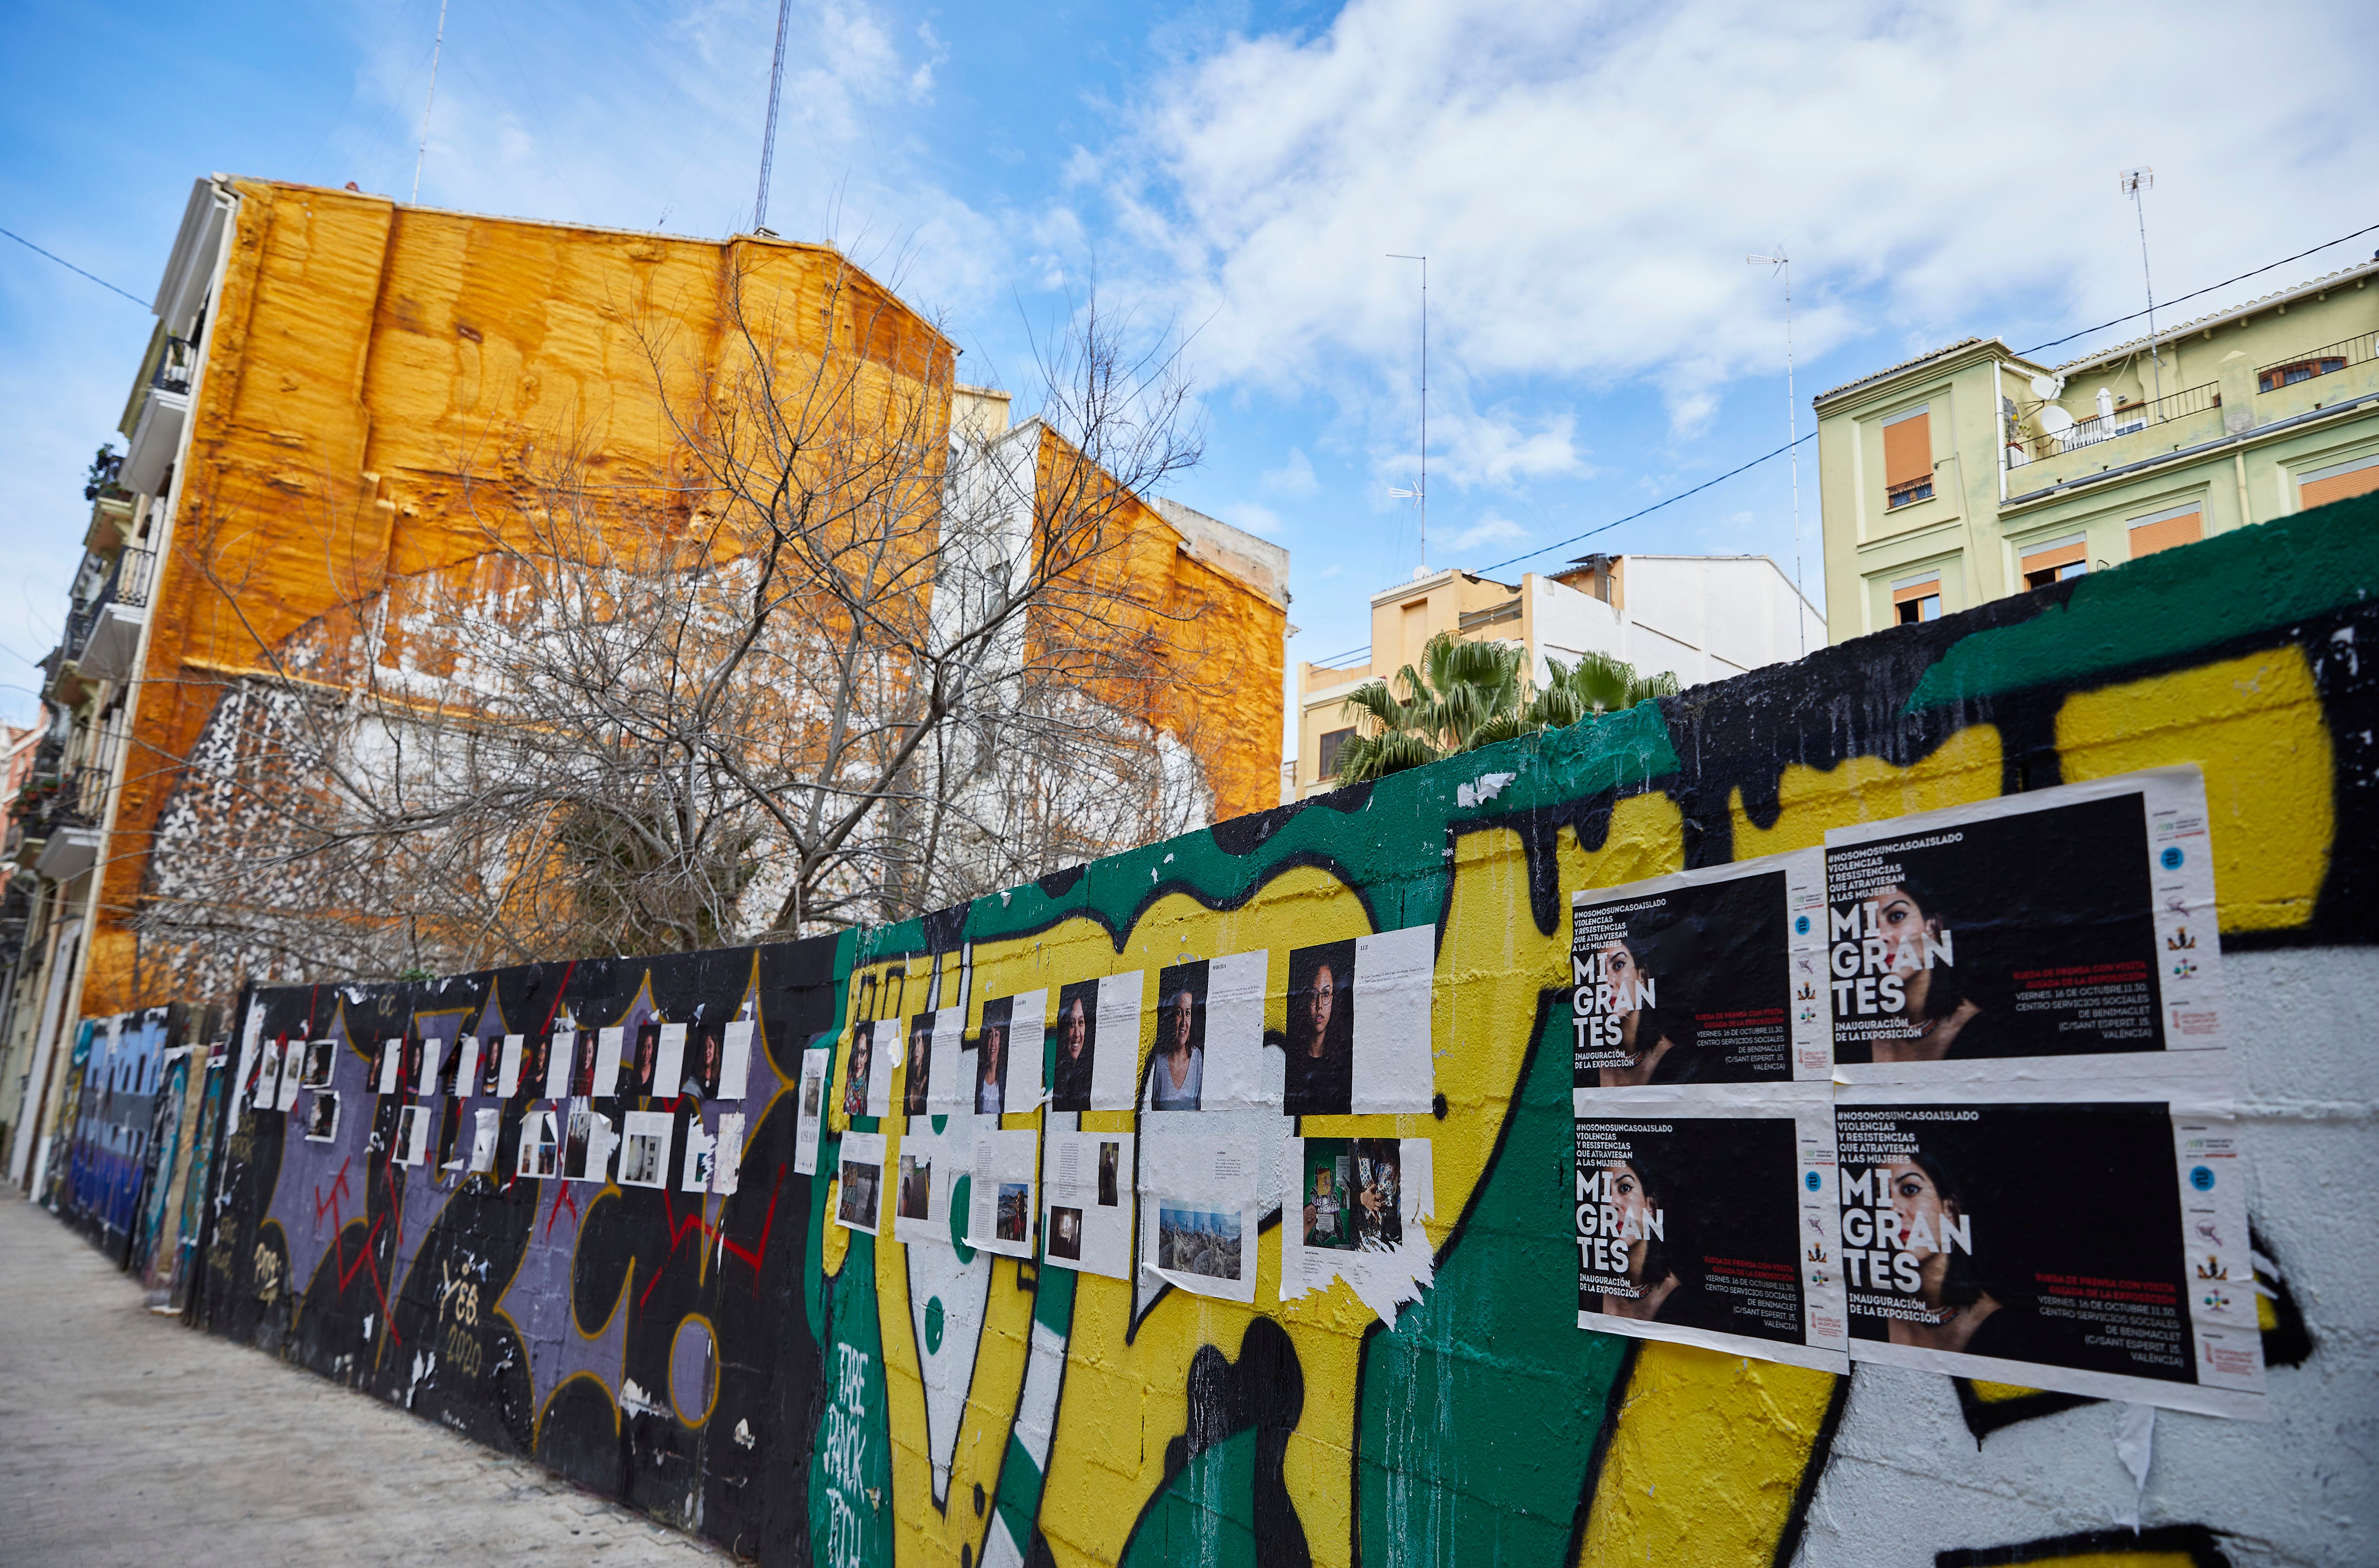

{"left": 1457, "top": 598, "right": 1523, "bottom": 632}
{"left": 2013, "top": 380, "right": 2222, "bottom": 464}
{"left": 112, "top": 546, "right": 157, "bottom": 611}
{"left": 2256, "top": 331, "right": 2377, "bottom": 394}
{"left": 151, "top": 337, "right": 196, "bottom": 396}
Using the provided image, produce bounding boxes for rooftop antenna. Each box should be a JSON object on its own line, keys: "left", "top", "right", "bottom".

{"left": 2120, "top": 167, "right": 2162, "bottom": 406}
{"left": 1388, "top": 254, "right": 1428, "bottom": 578}
{"left": 753, "top": 0, "right": 796, "bottom": 233}
{"left": 1746, "top": 248, "right": 1806, "bottom": 654}
{"left": 410, "top": 0, "right": 450, "bottom": 204}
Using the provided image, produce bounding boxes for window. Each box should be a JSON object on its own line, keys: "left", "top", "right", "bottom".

{"left": 2298, "top": 455, "right": 2379, "bottom": 511}
{"left": 1890, "top": 571, "right": 1943, "bottom": 625}
{"left": 2019, "top": 535, "right": 2087, "bottom": 591}
{"left": 1882, "top": 405, "right": 1934, "bottom": 509}
{"left": 2259, "top": 357, "right": 2347, "bottom": 394}
{"left": 2127, "top": 505, "right": 2204, "bottom": 560}
{"left": 1316, "top": 727, "right": 1354, "bottom": 780}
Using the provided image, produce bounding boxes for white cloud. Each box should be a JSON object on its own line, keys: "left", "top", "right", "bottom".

{"left": 1102, "top": 0, "right": 2378, "bottom": 431}
{"left": 1261, "top": 446, "right": 1318, "bottom": 496}
{"left": 1446, "top": 514, "right": 1528, "bottom": 552}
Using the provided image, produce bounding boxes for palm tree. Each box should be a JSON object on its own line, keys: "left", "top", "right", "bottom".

{"left": 1331, "top": 637, "right": 1676, "bottom": 786}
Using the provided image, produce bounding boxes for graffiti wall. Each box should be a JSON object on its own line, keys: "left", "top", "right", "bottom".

{"left": 186, "top": 493, "right": 2378, "bottom": 1566}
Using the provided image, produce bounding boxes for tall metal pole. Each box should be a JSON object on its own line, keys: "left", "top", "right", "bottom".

{"left": 754, "top": 0, "right": 796, "bottom": 233}
{"left": 2122, "top": 168, "right": 2161, "bottom": 406}
{"left": 1389, "top": 254, "right": 1427, "bottom": 575}
{"left": 410, "top": 0, "right": 450, "bottom": 204}
{"left": 1749, "top": 250, "right": 1805, "bottom": 653}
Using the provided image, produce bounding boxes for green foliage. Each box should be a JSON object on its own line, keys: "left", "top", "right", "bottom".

{"left": 1331, "top": 635, "right": 1676, "bottom": 785}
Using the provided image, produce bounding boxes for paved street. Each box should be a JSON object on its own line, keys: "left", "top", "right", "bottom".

{"left": 0, "top": 1196, "right": 728, "bottom": 1565}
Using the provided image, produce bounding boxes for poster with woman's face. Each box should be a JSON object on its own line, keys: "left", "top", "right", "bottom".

{"left": 904, "top": 1014, "right": 936, "bottom": 1117}
{"left": 1822, "top": 766, "right": 2223, "bottom": 1077}
{"left": 632, "top": 1022, "right": 662, "bottom": 1098}
{"left": 844, "top": 1022, "right": 875, "bottom": 1118}
{"left": 1145, "top": 962, "right": 1207, "bottom": 1111}
{"left": 1282, "top": 925, "right": 1436, "bottom": 1116}
{"left": 1568, "top": 848, "right": 1828, "bottom": 1089}
{"left": 974, "top": 997, "right": 1012, "bottom": 1117}
{"left": 1049, "top": 982, "right": 1100, "bottom": 1113}
{"left": 1570, "top": 1095, "right": 1847, "bottom": 1373}
{"left": 1832, "top": 1083, "right": 2263, "bottom": 1418}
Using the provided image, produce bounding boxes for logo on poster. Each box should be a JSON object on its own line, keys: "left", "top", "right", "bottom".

{"left": 1804, "top": 1170, "right": 1821, "bottom": 1192}
{"left": 2189, "top": 1165, "right": 2216, "bottom": 1191}
{"left": 1794, "top": 914, "right": 1811, "bottom": 935}
{"left": 2161, "top": 846, "right": 2185, "bottom": 869}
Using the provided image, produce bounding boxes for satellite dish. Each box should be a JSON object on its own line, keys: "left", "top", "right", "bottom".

{"left": 2037, "top": 406, "right": 2076, "bottom": 435}
{"left": 2029, "top": 374, "right": 2063, "bottom": 400}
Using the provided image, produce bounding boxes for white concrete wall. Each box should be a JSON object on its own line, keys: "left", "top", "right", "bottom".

{"left": 1526, "top": 555, "right": 1824, "bottom": 691}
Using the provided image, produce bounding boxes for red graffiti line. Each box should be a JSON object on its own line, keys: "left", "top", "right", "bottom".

{"left": 719, "top": 1164, "right": 786, "bottom": 1295}
{"left": 313, "top": 1156, "right": 353, "bottom": 1232}
{"left": 543, "top": 1175, "right": 580, "bottom": 1241}
{"left": 637, "top": 1186, "right": 715, "bottom": 1316}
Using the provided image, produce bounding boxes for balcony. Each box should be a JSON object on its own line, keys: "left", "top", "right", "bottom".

{"left": 120, "top": 340, "right": 196, "bottom": 496}
{"left": 73, "top": 548, "right": 154, "bottom": 684}
{"left": 2004, "top": 380, "right": 2228, "bottom": 494}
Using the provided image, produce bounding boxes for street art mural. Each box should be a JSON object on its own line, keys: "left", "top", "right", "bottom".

{"left": 184, "top": 495, "right": 2376, "bottom": 1566}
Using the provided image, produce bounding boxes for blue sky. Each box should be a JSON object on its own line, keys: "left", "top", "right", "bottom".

{"left": 3, "top": 0, "right": 2373, "bottom": 752}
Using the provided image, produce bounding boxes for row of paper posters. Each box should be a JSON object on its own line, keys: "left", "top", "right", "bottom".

{"left": 808, "top": 930, "right": 1439, "bottom": 1312}
{"left": 232, "top": 1016, "right": 760, "bottom": 1198}
{"left": 1567, "top": 765, "right": 2262, "bottom": 1418}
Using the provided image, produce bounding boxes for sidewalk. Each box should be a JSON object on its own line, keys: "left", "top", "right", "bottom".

{"left": 0, "top": 1195, "right": 729, "bottom": 1565}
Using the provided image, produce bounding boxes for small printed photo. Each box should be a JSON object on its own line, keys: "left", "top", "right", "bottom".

{"left": 1097, "top": 1139, "right": 1122, "bottom": 1207}
{"left": 837, "top": 1157, "right": 882, "bottom": 1230}
{"left": 1301, "top": 1140, "right": 1356, "bottom": 1250}
{"left": 845, "top": 1023, "right": 875, "bottom": 1117}
{"left": 801, "top": 1066, "right": 824, "bottom": 1119}
{"left": 563, "top": 1107, "right": 605, "bottom": 1181}
{"left": 904, "top": 1015, "right": 935, "bottom": 1117}
{"left": 301, "top": 1090, "right": 340, "bottom": 1143}
{"left": 974, "top": 997, "right": 1012, "bottom": 1117}
{"left": 683, "top": 1133, "right": 716, "bottom": 1192}
{"left": 620, "top": 1119, "right": 668, "bottom": 1188}
{"left": 1147, "top": 961, "right": 1207, "bottom": 1111}
{"left": 1157, "top": 1205, "right": 1243, "bottom": 1282}
{"left": 392, "top": 1104, "right": 429, "bottom": 1168}
{"left": 995, "top": 1181, "right": 1031, "bottom": 1243}
{"left": 571, "top": 1030, "right": 600, "bottom": 1098}
{"left": 517, "top": 1110, "right": 560, "bottom": 1177}
{"left": 897, "top": 1153, "right": 934, "bottom": 1221}
{"left": 1049, "top": 980, "right": 1100, "bottom": 1113}
{"left": 1048, "top": 1205, "right": 1084, "bottom": 1260}
{"left": 402, "top": 1034, "right": 427, "bottom": 1094}
{"left": 299, "top": 1038, "right": 338, "bottom": 1090}
{"left": 516, "top": 1032, "right": 549, "bottom": 1101}
{"left": 1350, "top": 1138, "right": 1404, "bottom": 1249}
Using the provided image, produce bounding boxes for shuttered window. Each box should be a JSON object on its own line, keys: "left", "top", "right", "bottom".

{"left": 2299, "top": 456, "right": 2379, "bottom": 510}
{"left": 2127, "top": 505, "right": 2204, "bottom": 560}
{"left": 1883, "top": 406, "right": 1933, "bottom": 508}
{"left": 2020, "top": 535, "right": 2088, "bottom": 590}
{"left": 1891, "top": 571, "right": 1942, "bottom": 625}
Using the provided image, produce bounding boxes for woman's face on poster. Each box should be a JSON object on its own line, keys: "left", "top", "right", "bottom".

{"left": 1603, "top": 1162, "right": 1657, "bottom": 1251}
{"left": 1871, "top": 885, "right": 1937, "bottom": 976}
{"left": 1167, "top": 992, "right": 1195, "bottom": 1054}
{"left": 1597, "top": 941, "right": 1645, "bottom": 1012}
{"left": 851, "top": 1032, "right": 871, "bottom": 1077}
{"left": 1307, "top": 964, "right": 1337, "bottom": 1047}
{"left": 982, "top": 1024, "right": 1003, "bottom": 1076}
{"left": 1886, "top": 1160, "right": 1955, "bottom": 1262}
{"left": 1061, "top": 1000, "right": 1087, "bottom": 1058}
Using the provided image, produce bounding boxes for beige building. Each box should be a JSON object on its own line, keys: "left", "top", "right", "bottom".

{"left": 1816, "top": 256, "right": 2379, "bottom": 640}
{"left": 1291, "top": 553, "right": 1821, "bottom": 798}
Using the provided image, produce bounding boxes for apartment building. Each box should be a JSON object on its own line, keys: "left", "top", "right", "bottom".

{"left": 1291, "top": 552, "right": 1821, "bottom": 798}
{"left": 1817, "top": 256, "right": 2379, "bottom": 640}
{"left": 1, "top": 176, "right": 1288, "bottom": 1189}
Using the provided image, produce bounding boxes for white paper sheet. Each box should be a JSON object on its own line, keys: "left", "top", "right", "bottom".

{"left": 253, "top": 1040, "right": 284, "bottom": 1113}
{"left": 376, "top": 1038, "right": 402, "bottom": 1095}
{"left": 892, "top": 1112, "right": 973, "bottom": 1248}
{"left": 231, "top": 1005, "right": 263, "bottom": 1122}
{"left": 545, "top": 1031, "right": 573, "bottom": 1098}
{"left": 1003, "top": 990, "right": 1046, "bottom": 1114}
{"left": 681, "top": 1114, "right": 716, "bottom": 1191}
{"left": 720, "top": 1019, "right": 756, "bottom": 1100}
{"left": 712, "top": 1111, "right": 745, "bottom": 1196}
{"left": 467, "top": 1107, "right": 500, "bottom": 1173}
{"left": 925, "top": 1007, "right": 966, "bottom": 1116}
{"left": 564, "top": 1104, "right": 616, "bottom": 1183}
{"left": 393, "top": 1103, "right": 431, "bottom": 1167}
{"left": 496, "top": 1034, "right": 524, "bottom": 1098}
{"left": 453, "top": 1035, "right": 483, "bottom": 1098}
{"left": 1351, "top": 925, "right": 1434, "bottom": 1114}
{"left": 1139, "top": 1113, "right": 1261, "bottom": 1303}
{"left": 795, "top": 1046, "right": 829, "bottom": 1175}
{"left": 655, "top": 1023, "right": 687, "bottom": 1096}
{"left": 1091, "top": 972, "right": 1145, "bottom": 1110}
{"left": 1040, "top": 1126, "right": 1134, "bottom": 1280}
{"left": 593, "top": 1026, "right": 626, "bottom": 1097}
{"left": 835, "top": 1129, "right": 887, "bottom": 1234}
{"left": 619, "top": 1110, "right": 673, "bottom": 1188}
{"left": 967, "top": 1128, "right": 1039, "bottom": 1258}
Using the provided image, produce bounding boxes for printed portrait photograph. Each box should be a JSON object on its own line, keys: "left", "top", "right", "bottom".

{"left": 622, "top": 1127, "right": 666, "bottom": 1187}
{"left": 302, "top": 1090, "right": 339, "bottom": 1143}
{"left": 686, "top": 1028, "right": 722, "bottom": 1099}
{"left": 299, "top": 1038, "right": 337, "bottom": 1089}
{"left": 1048, "top": 1205, "right": 1084, "bottom": 1261}
{"left": 517, "top": 1032, "right": 549, "bottom": 1101}
{"left": 1147, "top": 961, "right": 1208, "bottom": 1111}
{"left": 975, "top": 997, "right": 1013, "bottom": 1117}
{"left": 904, "top": 1015, "right": 934, "bottom": 1117}
{"left": 1283, "top": 939, "right": 1356, "bottom": 1117}
{"left": 1050, "top": 981, "right": 1100, "bottom": 1113}
{"left": 1156, "top": 1204, "right": 1242, "bottom": 1281}
{"left": 571, "top": 1029, "right": 600, "bottom": 1098}
{"left": 563, "top": 1107, "right": 599, "bottom": 1180}
{"left": 845, "top": 1022, "right": 875, "bottom": 1117}
{"left": 1097, "top": 1140, "right": 1121, "bottom": 1207}
{"left": 393, "top": 1104, "right": 428, "bottom": 1168}
{"left": 634, "top": 1022, "right": 662, "bottom": 1098}
{"left": 801, "top": 1066, "right": 824, "bottom": 1119}
{"left": 374, "top": 1037, "right": 401, "bottom": 1093}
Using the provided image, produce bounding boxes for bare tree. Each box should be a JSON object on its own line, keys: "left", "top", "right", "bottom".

{"left": 124, "top": 259, "right": 1214, "bottom": 997}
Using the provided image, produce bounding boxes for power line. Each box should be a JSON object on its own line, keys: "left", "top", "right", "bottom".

{"left": 0, "top": 226, "right": 148, "bottom": 308}
{"left": 1475, "top": 432, "right": 1813, "bottom": 577}
{"left": 2022, "top": 218, "right": 2379, "bottom": 356}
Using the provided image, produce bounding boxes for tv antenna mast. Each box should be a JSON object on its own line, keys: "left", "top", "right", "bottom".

{"left": 753, "top": 0, "right": 796, "bottom": 233}
{"left": 2119, "top": 167, "right": 2162, "bottom": 405}
{"left": 1388, "top": 254, "right": 1428, "bottom": 577}
{"left": 1746, "top": 248, "right": 1806, "bottom": 654}
{"left": 410, "top": 0, "right": 450, "bottom": 203}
